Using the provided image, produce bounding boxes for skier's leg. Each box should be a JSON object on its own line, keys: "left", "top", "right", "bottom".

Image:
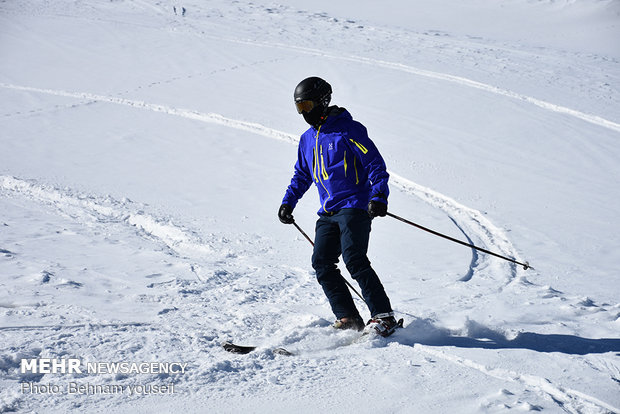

{"left": 337, "top": 209, "right": 392, "bottom": 317}
{"left": 312, "top": 216, "right": 359, "bottom": 319}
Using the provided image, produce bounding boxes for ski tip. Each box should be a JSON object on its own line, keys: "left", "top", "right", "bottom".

{"left": 222, "top": 342, "right": 293, "bottom": 356}
{"left": 222, "top": 341, "right": 256, "bottom": 354}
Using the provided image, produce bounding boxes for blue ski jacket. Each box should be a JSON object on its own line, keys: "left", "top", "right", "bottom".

{"left": 282, "top": 108, "right": 389, "bottom": 215}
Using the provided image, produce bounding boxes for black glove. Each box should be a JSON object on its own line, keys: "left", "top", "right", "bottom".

{"left": 367, "top": 200, "right": 387, "bottom": 218}
{"left": 278, "top": 204, "right": 295, "bottom": 224}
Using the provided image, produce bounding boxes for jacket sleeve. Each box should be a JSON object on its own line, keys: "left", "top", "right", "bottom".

{"left": 347, "top": 124, "right": 390, "bottom": 204}
{"left": 282, "top": 141, "right": 313, "bottom": 209}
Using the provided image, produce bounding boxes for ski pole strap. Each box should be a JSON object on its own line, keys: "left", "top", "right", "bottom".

{"left": 386, "top": 212, "right": 532, "bottom": 270}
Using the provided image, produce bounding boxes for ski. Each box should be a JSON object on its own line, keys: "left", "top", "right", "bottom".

{"left": 222, "top": 341, "right": 294, "bottom": 356}
{"left": 222, "top": 318, "right": 403, "bottom": 355}
{"left": 222, "top": 341, "right": 255, "bottom": 354}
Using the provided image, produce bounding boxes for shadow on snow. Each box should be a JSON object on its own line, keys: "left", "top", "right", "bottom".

{"left": 399, "top": 318, "right": 620, "bottom": 355}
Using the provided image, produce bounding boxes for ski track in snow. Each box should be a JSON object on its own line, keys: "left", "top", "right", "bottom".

{"left": 2, "top": 6, "right": 617, "bottom": 410}
{"left": 0, "top": 83, "right": 299, "bottom": 145}
{"left": 2, "top": 12, "right": 619, "bottom": 414}
{"left": 2, "top": 1, "right": 618, "bottom": 134}
{"left": 331, "top": 54, "right": 620, "bottom": 134}
{"left": 418, "top": 345, "right": 620, "bottom": 414}
{"left": 149, "top": 0, "right": 620, "bottom": 134}
{"left": 192, "top": 36, "right": 620, "bottom": 134}
{"left": 2, "top": 85, "right": 615, "bottom": 414}
{"left": 0, "top": 175, "right": 213, "bottom": 261}
{"left": 0, "top": 82, "right": 523, "bottom": 282}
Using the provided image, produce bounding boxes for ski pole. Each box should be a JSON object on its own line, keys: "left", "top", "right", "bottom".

{"left": 292, "top": 220, "right": 367, "bottom": 304}
{"left": 386, "top": 212, "right": 532, "bottom": 270}
{"left": 293, "top": 221, "right": 314, "bottom": 246}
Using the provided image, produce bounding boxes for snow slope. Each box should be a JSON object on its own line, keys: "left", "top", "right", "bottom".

{"left": 1, "top": 0, "right": 619, "bottom": 412}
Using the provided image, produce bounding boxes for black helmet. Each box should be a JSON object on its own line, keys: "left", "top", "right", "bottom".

{"left": 294, "top": 77, "right": 332, "bottom": 114}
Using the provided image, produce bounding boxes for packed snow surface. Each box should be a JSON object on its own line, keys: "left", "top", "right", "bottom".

{"left": 1, "top": 0, "right": 619, "bottom": 413}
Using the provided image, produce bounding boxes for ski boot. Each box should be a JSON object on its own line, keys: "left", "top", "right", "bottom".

{"left": 333, "top": 315, "right": 365, "bottom": 332}
{"left": 364, "top": 312, "right": 402, "bottom": 337}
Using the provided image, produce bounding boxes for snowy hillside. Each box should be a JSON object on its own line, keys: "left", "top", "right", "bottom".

{"left": 1, "top": 0, "right": 619, "bottom": 412}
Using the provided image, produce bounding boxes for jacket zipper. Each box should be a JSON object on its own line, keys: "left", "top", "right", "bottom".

{"left": 314, "top": 126, "right": 331, "bottom": 213}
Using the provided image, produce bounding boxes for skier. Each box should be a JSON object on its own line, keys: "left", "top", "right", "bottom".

{"left": 279, "top": 76, "right": 398, "bottom": 337}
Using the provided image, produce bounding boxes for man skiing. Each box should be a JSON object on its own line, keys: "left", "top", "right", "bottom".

{"left": 279, "top": 76, "right": 398, "bottom": 337}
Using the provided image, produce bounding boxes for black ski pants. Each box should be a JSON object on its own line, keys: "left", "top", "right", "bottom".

{"left": 311, "top": 208, "right": 392, "bottom": 320}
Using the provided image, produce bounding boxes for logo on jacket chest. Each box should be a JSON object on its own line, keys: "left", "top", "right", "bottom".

{"left": 328, "top": 142, "right": 334, "bottom": 151}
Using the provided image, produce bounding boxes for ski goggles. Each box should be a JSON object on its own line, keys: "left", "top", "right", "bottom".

{"left": 295, "top": 100, "right": 316, "bottom": 114}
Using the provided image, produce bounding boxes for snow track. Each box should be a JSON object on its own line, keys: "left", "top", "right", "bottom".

{"left": 1, "top": 82, "right": 522, "bottom": 279}
{"left": 160, "top": 0, "right": 620, "bottom": 135}
{"left": 389, "top": 172, "right": 520, "bottom": 280}
{"left": 0, "top": 175, "right": 212, "bottom": 260}
{"left": 201, "top": 38, "right": 620, "bottom": 134}
{"left": 2, "top": 1, "right": 618, "bottom": 412}
{"left": 336, "top": 54, "right": 620, "bottom": 134}
{"left": 0, "top": 83, "right": 298, "bottom": 144}
{"left": 418, "top": 345, "right": 620, "bottom": 414}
